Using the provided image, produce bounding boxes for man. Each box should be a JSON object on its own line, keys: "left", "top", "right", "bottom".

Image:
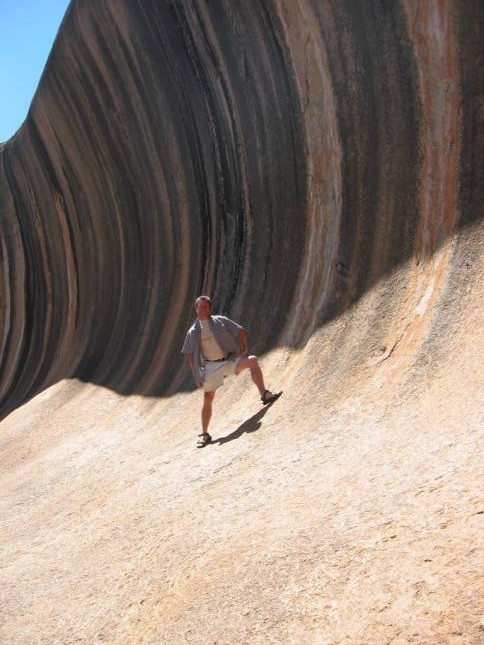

{"left": 182, "top": 295, "right": 281, "bottom": 447}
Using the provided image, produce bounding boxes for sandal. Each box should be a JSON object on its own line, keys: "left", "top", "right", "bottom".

{"left": 261, "top": 390, "right": 282, "bottom": 405}
{"left": 196, "top": 432, "right": 212, "bottom": 448}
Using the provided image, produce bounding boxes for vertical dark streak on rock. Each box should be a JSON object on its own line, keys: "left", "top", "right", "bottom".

{"left": 316, "top": 0, "right": 419, "bottom": 315}
{"left": 456, "top": 0, "right": 484, "bottom": 228}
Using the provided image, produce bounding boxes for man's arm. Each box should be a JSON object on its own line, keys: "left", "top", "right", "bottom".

{"left": 238, "top": 329, "right": 249, "bottom": 356}
{"left": 186, "top": 353, "right": 203, "bottom": 388}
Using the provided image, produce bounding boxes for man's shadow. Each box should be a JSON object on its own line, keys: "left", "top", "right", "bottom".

{"left": 214, "top": 401, "right": 277, "bottom": 446}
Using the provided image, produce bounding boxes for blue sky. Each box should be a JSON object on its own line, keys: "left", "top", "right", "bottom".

{"left": 0, "top": 0, "right": 71, "bottom": 142}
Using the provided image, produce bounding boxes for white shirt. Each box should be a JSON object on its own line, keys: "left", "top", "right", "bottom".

{"left": 200, "top": 320, "right": 225, "bottom": 360}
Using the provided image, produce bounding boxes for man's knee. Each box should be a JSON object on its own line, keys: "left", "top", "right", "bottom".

{"left": 248, "top": 355, "right": 260, "bottom": 369}
{"left": 235, "top": 355, "right": 259, "bottom": 375}
{"left": 203, "top": 391, "right": 216, "bottom": 404}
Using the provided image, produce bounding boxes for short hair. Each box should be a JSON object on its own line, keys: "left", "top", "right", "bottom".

{"left": 194, "top": 295, "right": 212, "bottom": 307}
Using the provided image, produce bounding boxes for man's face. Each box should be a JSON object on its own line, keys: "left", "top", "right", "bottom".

{"left": 195, "top": 299, "right": 212, "bottom": 320}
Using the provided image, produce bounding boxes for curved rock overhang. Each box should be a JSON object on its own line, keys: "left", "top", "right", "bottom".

{"left": 0, "top": 0, "right": 482, "bottom": 417}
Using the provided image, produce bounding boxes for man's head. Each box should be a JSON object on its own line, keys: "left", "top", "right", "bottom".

{"left": 195, "top": 295, "right": 212, "bottom": 320}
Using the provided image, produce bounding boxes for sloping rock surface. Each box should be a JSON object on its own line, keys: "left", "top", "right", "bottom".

{"left": 0, "top": 1, "right": 482, "bottom": 643}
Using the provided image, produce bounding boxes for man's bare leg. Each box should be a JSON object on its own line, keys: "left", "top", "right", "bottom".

{"left": 235, "top": 355, "right": 270, "bottom": 398}
{"left": 202, "top": 390, "right": 216, "bottom": 434}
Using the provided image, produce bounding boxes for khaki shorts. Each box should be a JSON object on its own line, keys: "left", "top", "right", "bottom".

{"left": 203, "top": 358, "right": 239, "bottom": 392}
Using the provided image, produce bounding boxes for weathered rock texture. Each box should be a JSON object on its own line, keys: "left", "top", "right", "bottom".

{"left": 0, "top": 1, "right": 482, "bottom": 644}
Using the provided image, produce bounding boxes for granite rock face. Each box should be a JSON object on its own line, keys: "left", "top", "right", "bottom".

{"left": 0, "top": 0, "right": 482, "bottom": 412}
{"left": 1, "top": 3, "right": 483, "bottom": 643}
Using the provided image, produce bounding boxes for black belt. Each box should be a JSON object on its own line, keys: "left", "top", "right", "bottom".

{"left": 205, "top": 357, "right": 225, "bottom": 363}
